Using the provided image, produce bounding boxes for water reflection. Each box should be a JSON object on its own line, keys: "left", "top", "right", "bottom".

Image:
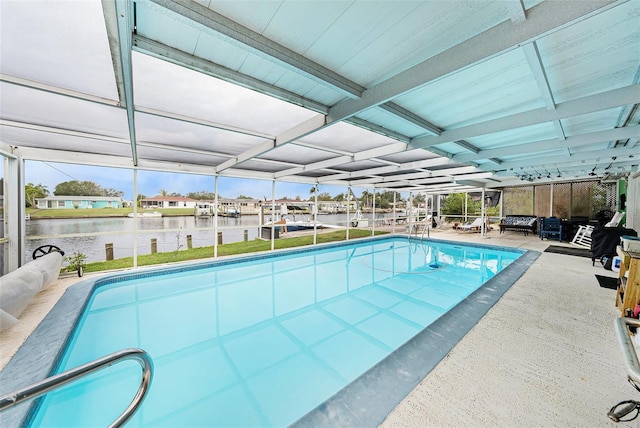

{"left": 25, "top": 214, "right": 392, "bottom": 263}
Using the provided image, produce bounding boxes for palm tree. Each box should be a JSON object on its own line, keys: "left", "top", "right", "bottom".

{"left": 159, "top": 188, "right": 168, "bottom": 197}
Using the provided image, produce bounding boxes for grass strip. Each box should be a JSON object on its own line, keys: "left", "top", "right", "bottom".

{"left": 79, "top": 229, "right": 388, "bottom": 273}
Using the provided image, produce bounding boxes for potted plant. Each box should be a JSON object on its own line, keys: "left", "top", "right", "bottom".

{"left": 64, "top": 251, "right": 87, "bottom": 277}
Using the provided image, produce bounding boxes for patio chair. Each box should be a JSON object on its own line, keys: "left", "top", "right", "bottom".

{"left": 539, "top": 217, "right": 563, "bottom": 241}
{"left": 571, "top": 224, "right": 594, "bottom": 248}
{"left": 595, "top": 209, "right": 613, "bottom": 227}
{"left": 605, "top": 211, "right": 625, "bottom": 227}
{"left": 458, "top": 217, "right": 483, "bottom": 232}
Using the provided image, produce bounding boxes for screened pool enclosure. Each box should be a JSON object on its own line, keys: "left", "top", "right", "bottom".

{"left": 1, "top": 0, "right": 639, "bottom": 273}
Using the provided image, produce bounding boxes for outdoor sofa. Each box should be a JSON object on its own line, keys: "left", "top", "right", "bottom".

{"left": 499, "top": 215, "right": 537, "bottom": 236}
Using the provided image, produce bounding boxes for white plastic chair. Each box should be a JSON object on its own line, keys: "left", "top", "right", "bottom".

{"left": 571, "top": 224, "right": 595, "bottom": 248}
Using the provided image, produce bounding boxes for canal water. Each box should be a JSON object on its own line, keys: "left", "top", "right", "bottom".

{"left": 25, "top": 213, "right": 400, "bottom": 263}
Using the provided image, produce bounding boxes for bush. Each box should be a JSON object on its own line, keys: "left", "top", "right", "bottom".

{"left": 64, "top": 251, "right": 87, "bottom": 272}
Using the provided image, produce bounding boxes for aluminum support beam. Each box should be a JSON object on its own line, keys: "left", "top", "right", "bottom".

{"left": 484, "top": 147, "right": 638, "bottom": 173}
{"left": 348, "top": 166, "right": 479, "bottom": 186}
{"left": 149, "top": 0, "right": 364, "bottom": 98}
{"left": 132, "top": 35, "right": 330, "bottom": 115}
{"left": 412, "top": 84, "right": 640, "bottom": 149}
{"left": 522, "top": 42, "right": 566, "bottom": 140}
{"left": 507, "top": 0, "right": 527, "bottom": 23}
{"left": 453, "top": 125, "right": 640, "bottom": 162}
{"left": 377, "top": 104, "right": 442, "bottom": 136}
{"left": 110, "top": 0, "right": 138, "bottom": 165}
{"left": 318, "top": 157, "right": 457, "bottom": 182}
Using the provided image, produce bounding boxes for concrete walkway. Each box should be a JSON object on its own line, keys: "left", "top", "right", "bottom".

{"left": 0, "top": 226, "right": 635, "bottom": 427}
{"left": 382, "top": 227, "right": 635, "bottom": 427}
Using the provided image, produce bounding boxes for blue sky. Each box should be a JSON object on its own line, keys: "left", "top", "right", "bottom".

{"left": 25, "top": 160, "right": 361, "bottom": 201}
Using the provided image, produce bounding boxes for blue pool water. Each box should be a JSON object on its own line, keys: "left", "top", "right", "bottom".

{"left": 31, "top": 237, "right": 522, "bottom": 427}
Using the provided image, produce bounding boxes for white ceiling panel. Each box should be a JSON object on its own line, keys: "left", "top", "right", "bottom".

{"left": 136, "top": 1, "right": 201, "bottom": 55}
{"left": 332, "top": 1, "right": 507, "bottom": 86}
{"left": 356, "top": 108, "right": 430, "bottom": 138}
{"left": 135, "top": 113, "right": 270, "bottom": 155}
{"left": 260, "top": 1, "right": 354, "bottom": 56}
{"left": 378, "top": 149, "right": 441, "bottom": 164}
{"left": 0, "top": 83, "right": 129, "bottom": 139}
{"left": 133, "top": 54, "right": 317, "bottom": 136}
{"left": 561, "top": 108, "right": 628, "bottom": 136}
{"left": 395, "top": 48, "right": 544, "bottom": 129}
{"left": 259, "top": 144, "right": 335, "bottom": 165}
{"left": 135, "top": 144, "right": 227, "bottom": 167}
{"left": 0, "top": 1, "right": 117, "bottom": 99}
{"left": 463, "top": 122, "right": 558, "bottom": 151}
{"left": 536, "top": 0, "right": 640, "bottom": 103}
{"left": 300, "top": 122, "right": 398, "bottom": 153}
{"left": 193, "top": 31, "right": 250, "bottom": 71}
{"left": 3, "top": 127, "right": 132, "bottom": 158}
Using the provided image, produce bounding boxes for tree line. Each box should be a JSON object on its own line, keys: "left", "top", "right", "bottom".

{"left": 25, "top": 181, "right": 123, "bottom": 207}
{"left": 24, "top": 180, "right": 409, "bottom": 209}
{"left": 26, "top": 180, "right": 490, "bottom": 212}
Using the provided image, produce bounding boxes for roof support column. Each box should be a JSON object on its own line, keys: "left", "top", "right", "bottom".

{"left": 133, "top": 168, "right": 138, "bottom": 267}
{"left": 271, "top": 180, "right": 276, "bottom": 252}
{"left": 481, "top": 187, "right": 486, "bottom": 237}
{"left": 346, "top": 186, "right": 351, "bottom": 241}
{"left": 313, "top": 184, "right": 318, "bottom": 246}
{"left": 214, "top": 176, "right": 219, "bottom": 258}
{"left": 408, "top": 192, "right": 413, "bottom": 234}
{"left": 371, "top": 188, "right": 376, "bottom": 237}
{"left": 2, "top": 150, "right": 22, "bottom": 271}
{"left": 392, "top": 192, "right": 397, "bottom": 234}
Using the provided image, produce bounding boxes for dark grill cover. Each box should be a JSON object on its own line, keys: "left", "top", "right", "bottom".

{"left": 591, "top": 227, "right": 638, "bottom": 260}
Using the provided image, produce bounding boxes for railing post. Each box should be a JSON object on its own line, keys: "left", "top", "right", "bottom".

{"left": 105, "top": 243, "right": 113, "bottom": 261}
{"left": 217, "top": 232, "right": 223, "bottom": 245}
{"left": 150, "top": 238, "right": 157, "bottom": 254}
{"left": 187, "top": 235, "right": 192, "bottom": 249}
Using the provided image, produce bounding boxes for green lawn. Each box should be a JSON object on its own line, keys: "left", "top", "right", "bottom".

{"left": 79, "top": 229, "right": 388, "bottom": 273}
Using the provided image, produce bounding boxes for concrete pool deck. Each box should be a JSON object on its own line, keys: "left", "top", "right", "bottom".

{"left": 0, "top": 226, "right": 635, "bottom": 427}
{"left": 382, "top": 227, "right": 633, "bottom": 427}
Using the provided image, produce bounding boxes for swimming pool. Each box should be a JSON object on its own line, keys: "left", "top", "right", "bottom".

{"left": 0, "top": 236, "right": 538, "bottom": 427}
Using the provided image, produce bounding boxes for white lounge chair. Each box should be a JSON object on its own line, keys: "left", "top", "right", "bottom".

{"left": 458, "top": 217, "right": 484, "bottom": 232}
{"left": 571, "top": 224, "right": 595, "bottom": 248}
{"left": 605, "top": 211, "right": 624, "bottom": 228}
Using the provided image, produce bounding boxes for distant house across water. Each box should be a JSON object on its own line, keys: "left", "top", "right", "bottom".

{"left": 36, "top": 196, "right": 124, "bottom": 209}
{"left": 140, "top": 196, "right": 197, "bottom": 209}
{"left": 222, "top": 198, "right": 260, "bottom": 215}
{"left": 139, "top": 196, "right": 261, "bottom": 215}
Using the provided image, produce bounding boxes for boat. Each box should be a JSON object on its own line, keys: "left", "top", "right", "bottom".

{"left": 265, "top": 214, "right": 323, "bottom": 232}
{"left": 282, "top": 218, "right": 324, "bottom": 232}
{"left": 194, "top": 202, "right": 213, "bottom": 217}
{"left": 127, "top": 211, "right": 162, "bottom": 218}
{"left": 220, "top": 207, "right": 240, "bottom": 218}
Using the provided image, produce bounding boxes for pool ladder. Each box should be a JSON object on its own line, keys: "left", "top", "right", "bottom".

{"left": 0, "top": 348, "right": 153, "bottom": 428}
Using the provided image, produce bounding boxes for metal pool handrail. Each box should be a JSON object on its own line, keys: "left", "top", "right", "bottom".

{"left": 614, "top": 317, "right": 640, "bottom": 384}
{"left": 0, "top": 348, "right": 153, "bottom": 428}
